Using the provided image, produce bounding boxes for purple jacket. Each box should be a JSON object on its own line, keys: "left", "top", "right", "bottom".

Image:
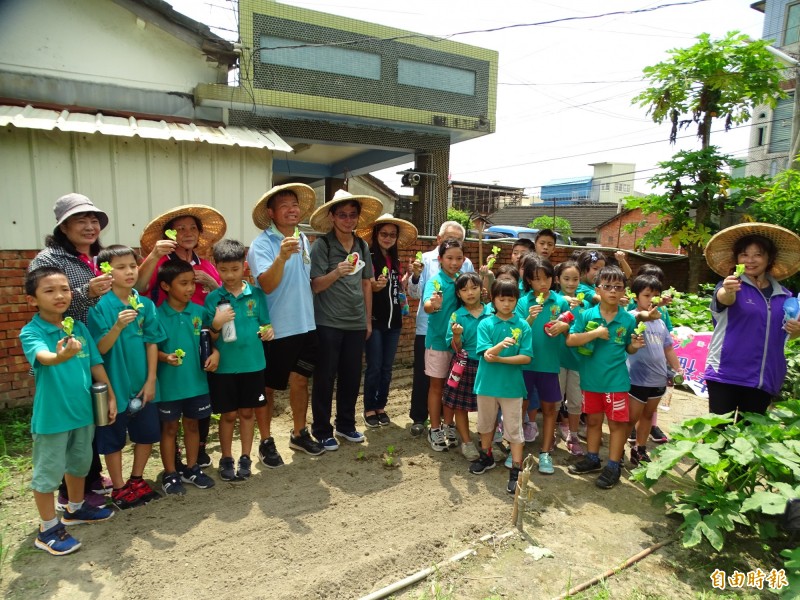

{"left": 704, "top": 276, "right": 792, "bottom": 396}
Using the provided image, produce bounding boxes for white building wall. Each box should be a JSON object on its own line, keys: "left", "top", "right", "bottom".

{"left": 0, "top": 0, "right": 226, "bottom": 93}
{"left": 0, "top": 127, "right": 272, "bottom": 250}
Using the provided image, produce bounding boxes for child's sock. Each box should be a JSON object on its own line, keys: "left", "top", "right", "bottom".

{"left": 41, "top": 516, "right": 59, "bottom": 531}
{"left": 587, "top": 452, "right": 600, "bottom": 463}
{"left": 129, "top": 474, "right": 143, "bottom": 481}
{"left": 606, "top": 459, "right": 621, "bottom": 471}
{"left": 67, "top": 500, "right": 84, "bottom": 513}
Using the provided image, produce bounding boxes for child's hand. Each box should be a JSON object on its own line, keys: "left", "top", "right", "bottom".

{"left": 615, "top": 250, "right": 628, "bottom": 264}
{"left": 451, "top": 322, "right": 464, "bottom": 336}
{"left": 631, "top": 333, "right": 646, "bottom": 349}
{"left": 546, "top": 321, "right": 570, "bottom": 337}
{"left": 528, "top": 305, "right": 543, "bottom": 319}
{"left": 213, "top": 304, "right": 235, "bottom": 329}
{"left": 640, "top": 305, "right": 660, "bottom": 322}
{"left": 483, "top": 350, "right": 498, "bottom": 362}
{"left": 115, "top": 308, "right": 139, "bottom": 330}
{"left": 501, "top": 336, "right": 516, "bottom": 348}
{"left": 139, "top": 380, "right": 156, "bottom": 404}
{"left": 165, "top": 352, "right": 181, "bottom": 367}
{"left": 259, "top": 325, "right": 275, "bottom": 342}
{"left": 430, "top": 292, "right": 443, "bottom": 312}
{"left": 722, "top": 274, "right": 742, "bottom": 295}
{"left": 204, "top": 349, "right": 220, "bottom": 372}
{"left": 278, "top": 235, "right": 301, "bottom": 261}
{"left": 372, "top": 274, "right": 388, "bottom": 292}
{"left": 57, "top": 336, "right": 83, "bottom": 360}
{"left": 565, "top": 296, "right": 580, "bottom": 309}
{"left": 594, "top": 325, "right": 610, "bottom": 341}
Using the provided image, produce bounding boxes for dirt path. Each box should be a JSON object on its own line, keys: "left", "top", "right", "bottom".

{"left": 1, "top": 381, "right": 713, "bottom": 600}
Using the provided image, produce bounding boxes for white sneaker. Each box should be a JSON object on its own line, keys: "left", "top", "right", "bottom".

{"left": 444, "top": 424, "right": 459, "bottom": 448}
{"left": 428, "top": 427, "right": 448, "bottom": 452}
{"left": 461, "top": 442, "right": 480, "bottom": 461}
{"left": 523, "top": 422, "right": 539, "bottom": 443}
{"left": 558, "top": 422, "right": 571, "bottom": 442}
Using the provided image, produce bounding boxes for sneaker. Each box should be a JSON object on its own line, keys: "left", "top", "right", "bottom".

{"left": 335, "top": 429, "right": 365, "bottom": 443}
{"left": 596, "top": 464, "right": 621, "bottom": 489}
{"left": 161, "top": 472, "right": 186, "bottom": 496}
{"left": 181, "top": 463, "right": 215, "bottom": 489}
{"left": 363, "top": 413, "right": 380, "bottom": 429}
{"left": 504, "top": 453, "right": 513, "bottom": 469}
{"left": 444, "top": 424, "right": 459, "bottom": 449}
{"left": 427, "top": 427, "right": 449, "bottom": 452}
{"left": 319, "top": 437, "right": 339, "bottom": 452}
{"left": 460, "top": 442, "right": 480, "bottom": 462}
{"left": 628, "top": 426, "right": 637, "bottom": 444}
{"left": 377, "top": 412, "right": 391, "bottom": 427}
{"left": 258, "top": 437, "right": 284, "bottom": 468}
{"left": 650, "top": 425, "right": 669, "bottom": 444}
{"left": 111, "top": 483, "right": 142, "bottom": 510}
{"left": 410, "top": 422, "right": 426, "bottom": 437}
{"left": 290, "top": 428, "right": 325, "bottom": 456}
{"left": 90, "top": 476, "right": 113, "bottom": 495}
{"left": 61, "top": 503, "right": 114, "bottom": 525}
{"left": 128, "top": 478, "right": 160, "bottom": 504}
{"left": 469, "top": 451, "right": 495, "bottom": 475}
{"left": 566, "top": 435, "right": 585, "bottom": 457}
{"left": 218, "top": 456, "right": 238, "bottom": 481}
{"left": 630, "top": 447, "right": 651, "bottom": 467}
{"left": 523, "top": 421, "right": 539, "bottom": 443}
{"left": 197, "top": 448, "right": 213, "bottom": 469}
{"left": 568, "top": 456, "right": 602, "bottom": 474}
{"left": 236, "top": 455, "right": 252, "bottom": 479}
{"left": 558, "top": 423, "right": 571, "bottom": 443}
{"left": 57, "top": 491, "right": 107, "bottom": 511}
{"left": 538, "top": 452, "right": 554, "bottom": 475}
{"left": 35, "top": 523, "right": 81, "bottom": 556}
{"left": 507, "top": 466, "right": 521, "bottom": 495}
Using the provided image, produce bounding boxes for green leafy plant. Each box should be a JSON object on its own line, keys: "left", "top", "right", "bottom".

{"left": 528, "top": 215, "right": 573, "bottom": 238}
{"left": 355, "top": 450, "right": 365, "bottom": 461}
{"left": 631, "top": 403, "right": 800, "bottom": 557}
{"left": 666, "top": 284, "right": 714, "bottom": 331}
{"left": 447, "top": 207, "right": 471, "bottom": 232}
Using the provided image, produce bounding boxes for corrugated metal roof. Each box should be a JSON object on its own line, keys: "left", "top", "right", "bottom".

{"left": 0, "top": 105, "right": 293, "bottom": 152}
{"left": 542, "top": 176, "right": 593, "bottom": 186}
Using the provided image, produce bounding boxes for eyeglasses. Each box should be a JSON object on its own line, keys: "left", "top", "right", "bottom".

{"left": 333, "top": 212, "right": 359, "bottom": 220}
{"left": 599, "top": 284, "right": 625, "bottom": 292}
{"left": 378, "top": 231, "right": 398, "bottom": 239}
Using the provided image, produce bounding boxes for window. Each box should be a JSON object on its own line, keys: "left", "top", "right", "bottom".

{"left": 398, "top": 59, "right": 475, "bottom": 95}
{"left": 768, "top": 95, "right": 794, "bottom": 154}
{"left": 786, "top": 3, "right": 800, "bottom": 45}
{"left": 600, "top": 183, "right": 610, "bottom": 191}
{"left": 260, "top": 36, "right": 381, "bottom": 80}
{"left": 757, "top": 126, "right": 765, "bottom": 147}
{"left": 614, "top": 183, "right": 630, "bottom": 193}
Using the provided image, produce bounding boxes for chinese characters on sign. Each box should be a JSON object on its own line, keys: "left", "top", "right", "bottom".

{"left": 710, "top": 568, "right": 789, "bottom": 590}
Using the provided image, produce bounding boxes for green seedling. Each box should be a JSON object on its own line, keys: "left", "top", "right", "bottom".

{"left": 258, "top": 324, "right": 273, "bottom": 335}
{"left": 174, "top": 348, "right": 186, "bottom": 365}
{"left": 356, "top": 450, "right": 365, "bottom": 461}
{"left": 384, "top": 456, "right": 395, "bottom": 467}
{"left": 432, "top": 279, "right": 441, "bottom": 292}
{"left": 415, "top": 251, "right": 423, "bottom": 261}
{"left": 99, "top": 261, "right": 113, "bottom": 274}
{"left": 585, "top": 321, "right": 599, "bottom": 331}
{"left": 381, "top": 266, "right": 388, "bottom": 277}
{"left": 61, "top": 317, "right": 74, "bottom": 337}
{"left": 293, "top": 226, "right": 300, "bottom": 238}
{"left": 576, "top": 292, "right": 585, "bottom": 302}
{"left": 128, "top": 294, "right": 144, "bottom": 311}
{"left": 627, "top": 290, "right": 636, "bottom": 300}
{"left": 536, "top": 292, "right": 545, "bottom": 304}
{"left": 734, "top": 263, "right": 746, "bottom": 277}
{"left": 450, "top": 312, "right": 457, "bottom": 323}
{"left": 387, "top": 445, "right": 396, "bottom": 456}
{"left": 511, "top": 327, "right": 522, "bottom": 344}
{"left": 165, "top": 229, "right": 178, "bottom": 241}
{"left": 651, "top": 295, "right": 662, "bottom": 305}
{"left": 634, "top": 322, "right": 647, "bottom": 335}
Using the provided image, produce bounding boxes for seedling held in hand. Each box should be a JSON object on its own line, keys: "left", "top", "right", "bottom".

{"left": 415, "top": 251, "right": 423, "bottom": 261}
{"left": 432, "top": 280, "right": 441, "bottom": 293}
{"left": 634, "top": 322, "right": 647, "bottom": 335}
{"left": 734, "top": 263, "right": 746, "bottom": 277}
{"left": 293, "top": 226, "right": 300, "bottom": 238}
{"left": 62, "top": 317, "right": 75, "bottom": 337}
{"left": 576, "top": 292, "right": 585, "bottom": 302}
{"left": 128, "top": 294, "right": 144, "bottom": 311}
{"left": 165, "top": 229, "right": 178, "bottom": 241}
{"left": 381, "top": 266, "right": 388, "bottom": 277}
{"left": 174, "top": 348, "right": 186, "bottom": 365}
{"left": 536, "top": 292, "right": 545, "bottom": 304}
{"left": 258, "top": 324, "right": 273, "bottom": 335}
{"left": 99, "top": 261, "right": 113, "bottom": 274}
{"left": 486, "top": 245, "right": 501, "bottom": 269}
{"left": 651, "top": 296, "right": 662, "bottom": 305}
{"left": 511, "top": 328, "right": 522, "bottom": 344}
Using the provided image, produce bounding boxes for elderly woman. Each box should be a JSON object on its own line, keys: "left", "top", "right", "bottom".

{"left": 357, "top": 214, "right": 417, "bottom": 428}
{"left": 28, "top": 193, "right": 115, "bottom": 508}
{"left": 703, "top": 223, "right": 800, "bottom": 415}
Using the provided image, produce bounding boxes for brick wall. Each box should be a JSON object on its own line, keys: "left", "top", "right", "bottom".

{"left": 0, "top": 239, "right": 704, "bottom": 407}
{"left": 597, "top": 207, "right": 682, "bottom": 254}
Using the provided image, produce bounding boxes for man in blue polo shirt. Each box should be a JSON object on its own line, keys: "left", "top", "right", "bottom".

{"left": 248, "top": 184, "right": 325, "bottom": 466}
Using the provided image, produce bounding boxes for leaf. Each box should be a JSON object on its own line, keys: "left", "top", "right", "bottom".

{"left": 741, "top": 490, "right": 789, "bottom": 515}
{"left": 691, "top": 443, "right": 721, "bottom": 466}
{"left": 61, "top": 317, "right": 74, "bottom": 336}
{"left": 165, "top": 229, "right": 178, "bottom": 241}
{"left": 680, "top": 508, "right": 703, "bottom": 547}
{"left": 725, "top": 436, "right": 756, "bottom": 465}
{"left": 99, "top": 261, "right": 113, "bottom": 274}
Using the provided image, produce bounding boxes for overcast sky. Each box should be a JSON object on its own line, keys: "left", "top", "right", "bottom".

{"left": 170, "top": 0, "right": 768, "bottom": 195}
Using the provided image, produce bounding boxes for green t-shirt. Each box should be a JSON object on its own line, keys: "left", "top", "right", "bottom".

{"left": 157, "top": 302, "right": 209, "bottom": 402}
{"left": 423, "top": 271, "right": 459, "bottom": 351}
{"left": 569, "top": 304, "right": 636, "bottom": 393}
{"left": 474, "top": 314, "right": 533, "bottom": 398}
{"left": 516, "top": 290, "right": 569, "bottom": 373}
{"left": 88, "top": 291, "right": 165, "bottom": 410}
{"left": 444, "top": 304, "right": 493, "bottom": 356}
{"left": 553, "top": 291, "right": 590, "bottom": 371}
{"left": 20, "top": 316, "right": 101, "bottom": 434}
{"left": 204, "top": 282, "right": 270, "bottom": 374}
{"left": 576, "top": 282, "right": 598, "bottom": 305}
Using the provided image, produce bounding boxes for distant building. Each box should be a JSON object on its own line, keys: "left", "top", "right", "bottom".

{"left": 449, "top": 181, "right": 525, "bottom": 215}
{"left": 490, "top": 203, "right": 620, "bottom": 246}
{"left": 595, "top": 207, "right": 683, "bottom": 254}
{"left": 538, "top": 162, "right": 636, "bottom": 205}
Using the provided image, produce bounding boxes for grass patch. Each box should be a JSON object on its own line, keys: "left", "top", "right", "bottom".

{"left": 0, "top": 406, "right": 33, "bottom": 497}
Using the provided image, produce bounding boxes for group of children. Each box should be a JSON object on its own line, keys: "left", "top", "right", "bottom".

{"left": 420, "top": 230, "right": 682, "bottom": 495}
{"left": 21, "top": 227, "right": 681, "bottom": 556}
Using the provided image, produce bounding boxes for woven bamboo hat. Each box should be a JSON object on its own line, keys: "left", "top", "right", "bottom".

{"left": 309, "top": 189, "right": 383, "bottom": 233}
{"left": 357, "top": 213, "right": 418, "bottom": 249}
{"left": 704, "top": 222, "right": 800, "bottom": 280}
{"left": 252, "top": 183, "right": 316, "bottom": 230}
{"left": 140, "top": 205, "right": 227, "bottom": 257}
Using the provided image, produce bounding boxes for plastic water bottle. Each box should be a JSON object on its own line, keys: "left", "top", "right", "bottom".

{"left": 784, "top": 297, "right": 799, "bottom": 325}
{"left": 446, "top": 350, "right": 468, "bottom": 388}
{"left": 217, "top": 301, "right": 237, "bottom": 342}
{"left": 544, "top": 310, "right": 575, "bottom": 332}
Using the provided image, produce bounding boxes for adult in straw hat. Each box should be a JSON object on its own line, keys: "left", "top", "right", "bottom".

{"left": 703, "top": 222, "right": 800, "bottom": 416}
{"left": 137, "top": 205, "right": 226, "bottom": 307}
{"left": 308, "top": 189, "right": 383, "bottom": 449}
{"left": 247, "top": 183, "right": 324, "bottom": 463}
{"left": 355, "top": 214, "right": 418, "bottom": 428}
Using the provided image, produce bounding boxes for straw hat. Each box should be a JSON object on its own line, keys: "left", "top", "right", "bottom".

{"left": 357, "top": 213, "right": 418, "bottom": 249}
{"left": 704, "top": 222, "right": 800, "bottom": 280}
{"left": 252, "top": 183, "right": 316, "bottom": 230}
{"left": 139, "top": 205, "right": 227, "bottom": 257}
{"left": 309, "top": 189, "right": 384, "bottom": 234}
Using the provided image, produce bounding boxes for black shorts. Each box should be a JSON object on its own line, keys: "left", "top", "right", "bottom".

{"left": 629, "top": 385, "right": 667, "bottom": 403}
{"left": 263, "top": 331, "right": 318, "bottom": 390}
{"left": 208, "top": 371, "right": 266, "bottom": 414}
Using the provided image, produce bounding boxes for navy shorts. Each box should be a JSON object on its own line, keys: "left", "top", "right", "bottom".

{"left": 524, "top": 371, "right": 561, "bottom": 405}
{"left": 208, "top": 371, "right": 266, "bottom": 414}
{"left": 158, "top": 394, "right": 212, "bottom": 422}
{"left": 629, "top": 385, "right": 666, "bottom": 403}
{"left": 95, "top": 401, "right": 161, "bottom": 455}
